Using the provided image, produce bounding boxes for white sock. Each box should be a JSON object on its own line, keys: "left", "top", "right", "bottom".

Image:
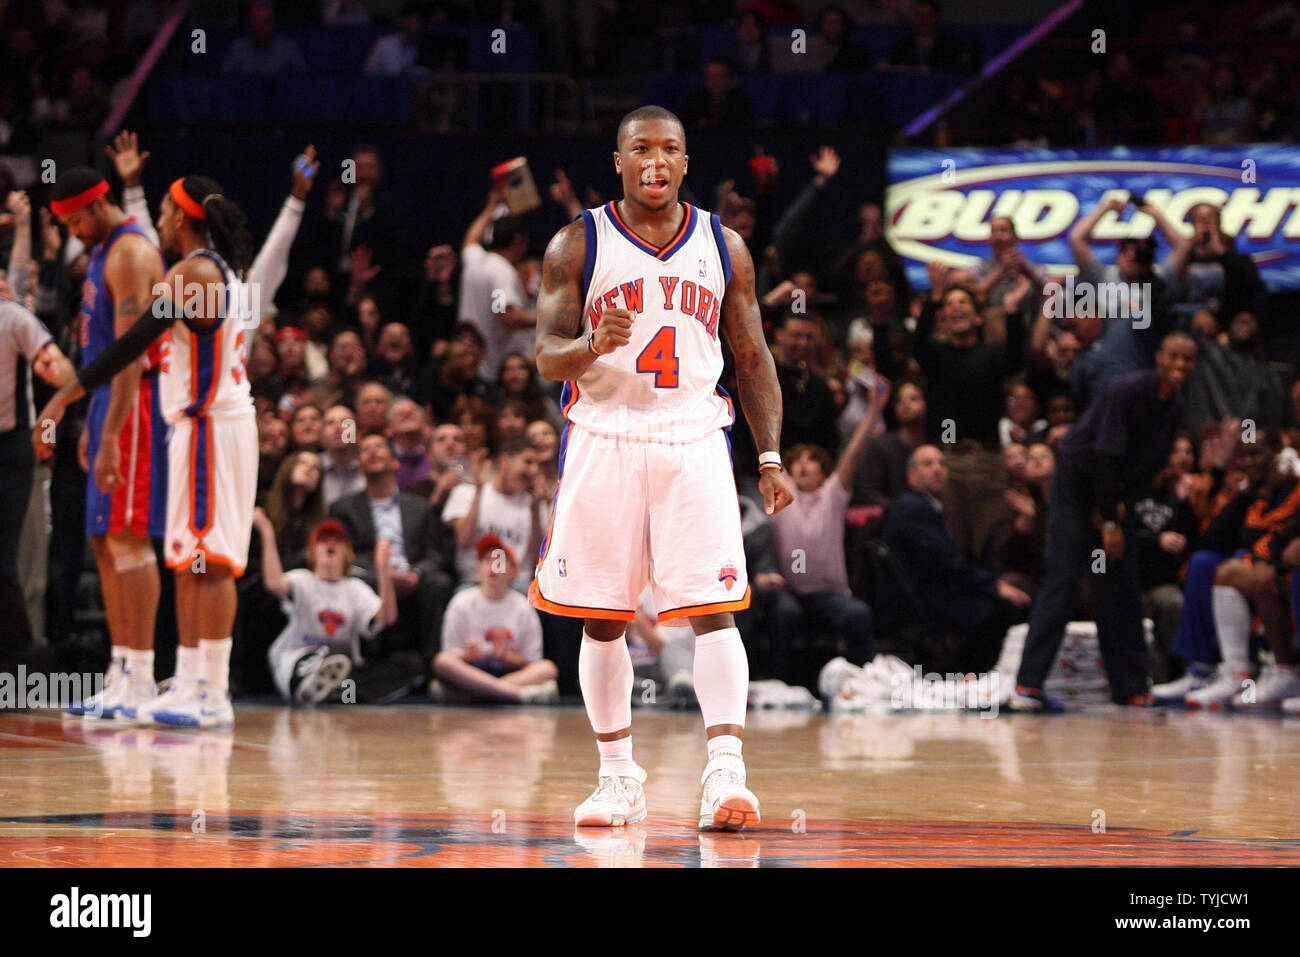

{"left": 201, "top": 637, "right": 233, "bottom": 692}
{"left": 707, "top": 733, "right": 743, "bottom": 762}
{"left": 110, "top": 645, "right": 128, "bottom": 670}
{"left": 597, "top": 736, "right": 645, "bottom": 783}
{"left": 703, "top": 733, "right": 745, "bottom": 782}
{"left": 176, "top": 645, "right": 202, "bottom": 680}
{"left": 1212, "top": 586, "right": 1253, "bottom": 674}
{"left": 125, "top": 649, "right": 154, "bottom": 680}
{"left": 693, "top": 627, "right": 749, "bottom": 729}
{"left": 578, "top": 631, "right": 633, "bottom": 734}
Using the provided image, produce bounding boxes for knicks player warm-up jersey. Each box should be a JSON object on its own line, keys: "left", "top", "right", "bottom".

{"left": 566, "top": 202, "right": 735, "bottom": 443}
{"left": 158, "top": 249, "right": 253, "bottom": 423}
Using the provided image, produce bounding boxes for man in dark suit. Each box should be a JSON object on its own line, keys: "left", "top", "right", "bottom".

{"left": 1011, "top": 332, "right": 1198, "bottom": 711}
{"left": 330, "top": 433, "right": 455, "bottom": 660}
{"left": 881, "top": 445, "right": 1031, "bottom": 673}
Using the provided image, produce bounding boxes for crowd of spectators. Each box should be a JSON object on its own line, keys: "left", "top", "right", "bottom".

{"left": 3, "top": 106, "right": 1295, "bottom": 714}
{"left": 3, "top": 1, "right": 1300, "bottom": 712}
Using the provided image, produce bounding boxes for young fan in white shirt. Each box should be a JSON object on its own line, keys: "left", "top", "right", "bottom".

{"left": 432, "top": 534, "right": 559, "bottom": 703}
{"left": 257, "top": 511, "right": 397, "bottom": 704}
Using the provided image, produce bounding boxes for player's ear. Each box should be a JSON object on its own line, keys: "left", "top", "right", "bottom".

{"left": 613, "top": 150, "right": 621, "bottom": 174}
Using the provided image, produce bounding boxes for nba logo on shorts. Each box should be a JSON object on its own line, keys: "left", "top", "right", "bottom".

{"left": 717, "top": 563, "right": 738, "bottom": 591}
{"left": 558, "top": 558, "right": 567, "bottom": 577}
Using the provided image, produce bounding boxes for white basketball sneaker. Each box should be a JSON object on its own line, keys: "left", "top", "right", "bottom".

{"left": 699, "top": 756, "right": 760, "bottom": 831}
{"left": 1232, "top": 664, "right": 1300, "bottom": 708}
{"left": 135, "top": 676, "right": 195, "bottom": 726}
{"left": 1185, "top": 666, "right": 1255, "bottom": 710}
{"left": 818, "top": 656, "right": 862, "bottom": 700}
{"left": 574, "top": 775, "right": 647, "bottom": 827}
{"left": 116, "top": 669, "right": 159, "bottom": 724}
{"left": 66, "top": 659, "right": 128, "bottom": 720}
{"left": 1151, "top": 668, "right": 1211, "bottom": 703}
{"left": 154, "top": 679, "right": 234, "bottom": 729}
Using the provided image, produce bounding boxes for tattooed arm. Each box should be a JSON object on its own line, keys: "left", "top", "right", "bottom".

{"left": 534, "top": 220, "right": 598, "bottom": 382}
{"left": 720, "top": 226, "right": 793, "bottom": 515}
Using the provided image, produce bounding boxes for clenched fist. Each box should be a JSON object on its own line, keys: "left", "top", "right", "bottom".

{"left": 592, "top": 307, "right": 634, "bottom": 355}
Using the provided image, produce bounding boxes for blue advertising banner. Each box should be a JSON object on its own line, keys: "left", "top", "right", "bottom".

{"left": 887, "top": 146, "right": 1300, "bottom": 290}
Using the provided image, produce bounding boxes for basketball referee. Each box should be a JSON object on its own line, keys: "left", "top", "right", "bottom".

{"left": 0, "top": 296, "right": 74, "bottom": 659}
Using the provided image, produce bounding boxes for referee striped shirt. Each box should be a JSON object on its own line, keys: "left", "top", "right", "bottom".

{"left": 0, "top": 298, "right": 54, "bottom": 434}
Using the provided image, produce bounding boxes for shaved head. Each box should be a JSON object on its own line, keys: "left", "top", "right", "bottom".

{"left": 616, "top": 105, "right": 685, "bottom": 150}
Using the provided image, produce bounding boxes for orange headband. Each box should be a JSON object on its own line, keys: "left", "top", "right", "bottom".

{"left": 50, "top": 180, "right": 108, "bottom": 216}
{"left": 169, "top": 178, "right": 206, "bottom": 220}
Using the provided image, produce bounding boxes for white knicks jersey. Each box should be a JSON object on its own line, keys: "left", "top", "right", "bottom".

{"left": 158, "top": 249, "right": 254, "bottom": 424}
{"left": 563, "top": 202, "right": 736, "bottom": 443}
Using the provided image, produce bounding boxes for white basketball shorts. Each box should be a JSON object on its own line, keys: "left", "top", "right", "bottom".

{"left": 164, "top": 410, "right": 258, "bottom": 577}
{"left": 529, "top": 424, "right": 750, "bottom": 622}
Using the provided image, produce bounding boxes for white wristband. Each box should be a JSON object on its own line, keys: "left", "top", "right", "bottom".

{"left": 758, "top": 451, "right": 782, "bottom": 470}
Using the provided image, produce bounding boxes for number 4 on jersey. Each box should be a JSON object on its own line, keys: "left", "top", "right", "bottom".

{"left": 636, "top": 326, "right": 679, "bottom": 388}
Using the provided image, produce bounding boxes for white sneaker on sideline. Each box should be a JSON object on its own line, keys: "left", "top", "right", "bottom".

{"left": 574, "top": 776, "right": 647, "bottom": 827}
{"left": 519, "top": 678, "right": 559, "bottom": 704}
{"left": 1151, "top": 669, "right": 1210, "bottom": 702}
{"left": 1185, "top": 667, "right": 1254, "bottom": 710}
{"left": 818, "top": 656, "right": 862, "bottom": 699}
{"left": 1233, "top": 665, "right": 1300, "bottom": 708}
{"left": 699, "top": 758, "right": 760, "bottom": 831}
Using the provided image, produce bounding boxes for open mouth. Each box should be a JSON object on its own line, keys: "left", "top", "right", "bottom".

{"left": 642, "top": 177, "right": 668, "bottom": 195}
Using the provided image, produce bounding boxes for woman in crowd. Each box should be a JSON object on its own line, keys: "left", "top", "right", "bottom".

{"left": 497, "top": 352, "right": 565, "bottom": 430}
{"left": 263, "top": 450, "right": 327, "bottom": 569}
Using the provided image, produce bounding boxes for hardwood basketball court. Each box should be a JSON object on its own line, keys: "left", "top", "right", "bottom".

{"left": 3, "top": 704, "right": 1299, "bottom": 867}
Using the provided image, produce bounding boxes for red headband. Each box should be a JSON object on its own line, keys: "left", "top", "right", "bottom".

{"left": 50, "top": 180, "right": 108, "bottom": 216}
{"left": 169, "top": 179, "right": 206, "bottom": 220}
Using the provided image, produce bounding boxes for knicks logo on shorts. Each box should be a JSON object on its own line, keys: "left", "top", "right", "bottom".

{"left": 718, "top": 563, "right": 738, "bottom": 591}
{"left": 317, "top": 610, "right": 346, "bottom": 637}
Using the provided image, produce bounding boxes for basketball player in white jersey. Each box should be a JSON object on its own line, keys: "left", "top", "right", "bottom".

{"left": 37, "top": 175, "right": 258, "bottom": 729}
{"left": 530, "top": 106, "right": 793, "bottom": 830}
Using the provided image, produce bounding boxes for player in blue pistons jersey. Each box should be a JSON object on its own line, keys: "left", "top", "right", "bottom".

{"left": 530, "top": 105, "right": 794, "bottom": 831}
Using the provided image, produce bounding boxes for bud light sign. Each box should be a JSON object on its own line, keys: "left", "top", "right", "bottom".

{"left": 887, "top": 146, "right": 1300, "bottom": 289}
